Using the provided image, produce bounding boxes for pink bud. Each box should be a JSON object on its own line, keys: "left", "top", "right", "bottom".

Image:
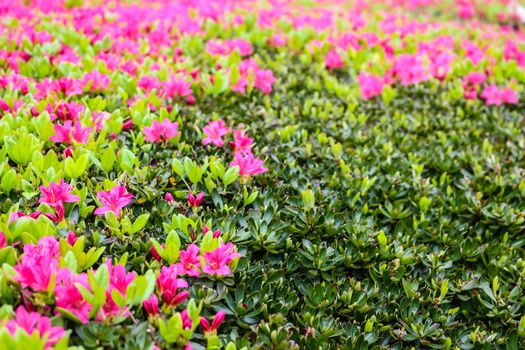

{"left": 188, "top": 193, "right": 204, "bottom": 208}
{"left": 203, "top": 225, "right": 209, "bottom": 234}
{"left": 213, "top": 229, "right": 221, "bottom": 238}
{"left": 170, "top": 290, "right": 189, "bottom": 306}
{"left": 150, "top": 244, "right": 164, "bottom": 262}
{"left": 200, "top": 317, "right": 211, "bottom": 332}
{"left": 110, "top": 132, "right": 117, "bottom": 139}
{"left": 67, "top": 231, "right": 77, "bottom": 245}
{"left": 122, "top": 119, "right": 133, "bottom": 131}
{"left": 143, "top": 294, "right": 159, "bottom": 316}
{"left": 186, "top": 95, "right": 195, "bottom": 105}
{"left": 165, "top": 192, "right": 174, "bottom": 203}
{"left": 0, "top": 232, "right": 6, "bottom": 249}
{"left": 211, "top": 310, "right": 226, "bottom": 331}
{"left": 63, "top": 147, "right": 73, "bottom": 158}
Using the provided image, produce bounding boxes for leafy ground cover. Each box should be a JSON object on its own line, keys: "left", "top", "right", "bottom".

{"left": 0, "top": 0, "right": 525, "bottom": 349}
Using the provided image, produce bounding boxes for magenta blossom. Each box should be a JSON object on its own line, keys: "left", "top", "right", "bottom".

{"left": 142, "top": 119, "right": 179, "bottom": 142}
{"left": 14, "top": 237, "right": 60, "bottom": 291}
{"left": 202, "top": 119, "right": 230, "bottom": 147}
{"left": 230, "top": 129, "right": 254, "bottom": 154}
{"left": 230, "top": 152, "right": 268, "bottom": 177}
{"left": 357, "top": 73, "right": 384, "bottom": 100}
{"left": 325, "top": 49, "right": 344, "bottom": 69}
{"left": 39, "top": 179, "right": 79, "bottom": 220}
{"left": 6, "top": 306, "right": 66, "bottom": 349}
{"left": 54, "top": 268, "right": 91, "bottom": 324}
{"left": 94, "top": 186, "right": 134, "bottom": 217}
{"left": 156, "top": 265, "right": 189, "bottom": 306}
{"left": 203, "top": 243, "right": 240, "bottom": 275}
{"left": 174, "top": 244, "right": 201, "bottom": 277}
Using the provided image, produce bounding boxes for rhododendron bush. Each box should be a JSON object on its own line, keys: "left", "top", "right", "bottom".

{"left": 0, "top": 0, "right": 524, "bottom": 349}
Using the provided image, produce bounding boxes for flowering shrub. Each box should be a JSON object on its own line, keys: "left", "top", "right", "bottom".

{"left": 0, "top": 0, "right": 524, "bottom": 349}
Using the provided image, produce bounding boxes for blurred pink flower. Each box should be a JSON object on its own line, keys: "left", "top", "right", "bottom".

{"left": 6, "top": 306, "right": 66, "bottom": 349}
{"left": 357, "top": 73, "right": 384, "bottom": 100}
{"left": 325, "top": 49, "right": 344, "bottom": 69}
{"left": 202, "top": 119, "right": 230, "bottom": 147}
{"left": 143, "top": 119, "right": 179, "bottom": 142}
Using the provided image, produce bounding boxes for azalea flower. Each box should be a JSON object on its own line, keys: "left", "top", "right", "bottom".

{"left": 54, "top": 268, "right": 91, "bottom": 324}
{"left": 174, "top": 244, "right": 201, "bottom": 277}
{"left": 50, "top": 121, "right": 91, "bottom": 144}
{"left": 480, "top": 85, "right": 519, "bottom": 106}
{"left": 94, "top": 185, "right": 134, "bottom": 217}
{"left": 15, "top": 237, "right": 60, "bottom": 291}
{"left": 143, "top": 119, "right": 179, "bottom": 142}
{"left": 39, "top": 179, "right": 80, "bottom": 206}
{"left": 357, "top": 73, "right": 384, "bottom": 100}
{"left": 156, "top": 265, "right": 189, "bottom": 306}
{"left": 230, "top": 130, "right": 254, "bottom": 154}
{"left": 6, "top": 306, "right": 66, "bottom": 349}
{"left": 324, "top": 49, "right": 344, "bottom": 69}
{"left": 203, "top": 243, "right": 239, "bottom": 275}
{"left": 202, "top": 119, "right": 230, "bottom": 147}
{"left": 230, "top": 152, "right": 268, "bottom": 177}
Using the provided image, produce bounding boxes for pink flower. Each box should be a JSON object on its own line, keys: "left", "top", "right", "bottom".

{"left": 254, "top": 68, "right": 276, "bottom": 94}
{"left": 230, "top": 152, "right": 268, "bottom": 177}
{"left": 54, "top": 269, "right": 91, "bottom": 324}
{"left": 142, "top": 119, "right": 179, "bottom": 142}
{"left": 162, "top": 76, "right": 193, "bottom": 99}
{"left": 464, "top": 72, "right": 486, "bottom": 86}
{"left": 72, "top": 122, "right": 92, "bottom": 143}
{"left": 82, "top": 70, "right": 110, "bottom": 92}
{"left": 203, "top": 243, "right": 239, "bottom": 275}
{"left": 50, "top": 121, "right": 91, "bottom": 144}
{"left": 325, "top": 49, "right": 344, "bottom": 69}
{"left": 230, "top": 130, "right": 254, "bottom": 154}
{"left": 107, "top": 261, "right": 136, "bottom": 294}
{"left": 501, "top": 87, "right": 519, "bottom": 104}
{"left": 188, "top": 193, "right": 204, "bottom": 208}
{"left": 15, "top": 237, "right": 60, "bottom": 291}
{"left": 156, "top": 265, "right": 189, "bottom": 306}
{"left": 50, "top": 122, "right": 72, "bottom": 143}
{"left": 39, "top": 179, "right": 80, "bottom": 217}
{"left": 357, "top": 73, "right": 384, "bottom": 100}
{"left": 200, "top": 310, "right": 226, "bottom": 333}
{"left": 388, "top": 54, "right": 428, "bottom": 86}
{"left": 94, "top": 186, "right": 134, "bottom": 217}
{"left": 480, "top": 85, "right": 518, "bottom": 106}
{"left": 202, "top": 120, "right": 230, "bottom": 147}
{"left": 480, "top": 85, "right": 503, "bottom": 106}
{"left": 174, "top": 244, "right": 201, "bottom": 277}
{"left": 6, "top": 306, "right": 66, "bottom": 349}
{"left": 9, "top": 211, "right": 42, "bottom": 224}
